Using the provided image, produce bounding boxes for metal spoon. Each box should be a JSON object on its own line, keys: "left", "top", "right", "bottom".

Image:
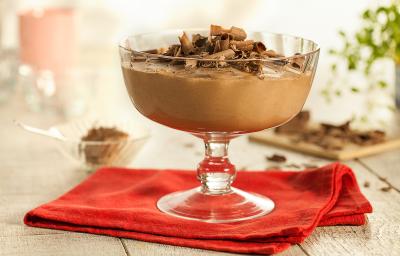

{"left": 14, "top": 120, "right": 67, "bottom": 141}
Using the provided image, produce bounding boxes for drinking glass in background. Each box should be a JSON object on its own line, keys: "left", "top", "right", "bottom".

{"left": 17, "top": 7, "right": 95, "bottom": 117}
{"left": 19, "top": 7, "right": 77, "bottom": 72}
{"left": 19, "top": 66, "right": 97, "bottom": 117}
{"left": 0, "top": 49, "right": 18, "bottom": 104}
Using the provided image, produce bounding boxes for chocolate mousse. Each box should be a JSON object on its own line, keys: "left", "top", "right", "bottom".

{"left": 121, "top": 25, "right": 314, "bottom": 133}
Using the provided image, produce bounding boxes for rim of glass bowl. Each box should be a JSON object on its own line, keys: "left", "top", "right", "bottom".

{"left": 52, "top": 125, "right": 151, "bottom": 145}
{"left": 119, "top": 29, "right": 320, "bottom": 63}
{"left": 76, "top": 134, "right": 150, "bottom": 146}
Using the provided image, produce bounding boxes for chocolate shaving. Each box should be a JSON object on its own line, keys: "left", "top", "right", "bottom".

{"left": 254, "top": 42, "right": 266, "bottom": 53}
{"left": 266, "top": 154, "right": 287, "bottom": 163}
{"left": 134, "top": 25, "right": 306, "bottom": 78}
{"left": 179, "top": 32, "right": 193, "bottom": 55}
{"left": 380, "top": 186, "right": 391, "bottom": 192}
{"left": 220, "top": 33, "right": 230, "bottom": 51}
{"left": 210, "top": 25, "right": 225, "bottom": 36}
{"left": 213, "top": 39, "right": 221, "bottom": 53}
{"left": 229, "top": 26, "right": 247, "bottom": 40}
{"left": 192, "top": 34, "right": 208, "bottom": 47}
{"left": 80, "top": 127, "right": 129, "bottom": 166}
{"left": 351, "top": 130, "right": 385, "bottom": 145}
{"left": 210, "top": 25, "right": 247, "bottom": 40}
{"left": 291, "top": 53, "right": 305, "bottom": 69}
{"left": 230, "top": 40, "right": 254, "bottom": 51}
{"left": 164, "top": 44, "right": 181, "bottom": 57}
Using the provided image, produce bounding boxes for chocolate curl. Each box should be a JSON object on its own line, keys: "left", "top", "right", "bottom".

{"left": 210, "top": 25, "right": 247, "bottom": 41}
{"left": 179, "top": 32, "right": 193, "bottom": 55}
{"left": 174, "top": 46, "right": 182, "bottom": 57}
{"left": 210, "top": 24, "right": 225, "bottom": 36}
{"left": 192, "top": 34, "right": 208, "bottom": 47}
{"left": 254, "top": 42, "right": 266, "bottom": 53}
{"left": 208, "top": 49, "right": 235, "bottom": 59}
{"left": 169, "top": 46, "right": 184, "bottom": 65}
{"left": 213, "top": 39, "right": 221, "bottom": 53}
{"left": 291, "top": 53, "right": 306, "bottom": 69}
{"left": 164, "top": 44, "right": 181, "bottom": 56}
{"left": 229, "top": 26, "right": 247, "bottom": 40}
{"left": 230, "top": 40, "right": 254, "bottom": 51}
{"left": 220, "top": 33, "right": 230, "bottom": 51}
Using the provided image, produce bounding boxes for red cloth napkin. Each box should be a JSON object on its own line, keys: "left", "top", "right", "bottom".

{"left": 24, "top": 163, "right": 372, "bottom": 255}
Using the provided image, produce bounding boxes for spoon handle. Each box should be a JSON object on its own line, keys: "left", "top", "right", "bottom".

{"left": 14, "top": 120, "right": 66, "bottom": 141}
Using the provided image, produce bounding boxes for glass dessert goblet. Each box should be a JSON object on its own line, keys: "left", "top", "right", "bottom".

{"left": 119, "top": 29, "right": 319, "bottom": 223}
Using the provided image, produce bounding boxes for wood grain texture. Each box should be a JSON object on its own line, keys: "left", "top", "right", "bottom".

{"left": 0, "top": 234, "right": 126, "bottom": 256}
{"left": 249, "top": 130, "right": 400, "bottom": 161}
{"left": 359, "top": 149, "right": 400, "bottom": 191}
{"left": 301, "top": 161, "right": 400, "bottom": 256}
{"left": 0, "top": 194, "right": 64, "bottom": 237}
{"left": 122, "top": 239, "right": 306, "bottom": 256}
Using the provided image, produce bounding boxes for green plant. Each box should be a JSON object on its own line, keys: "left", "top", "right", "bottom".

{"left": 323, "top": 0, "right": 400, "bottom": 102}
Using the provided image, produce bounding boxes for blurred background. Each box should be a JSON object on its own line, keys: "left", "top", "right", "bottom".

{"left": 0, "top": 0, "right": 398, "bottom": 128}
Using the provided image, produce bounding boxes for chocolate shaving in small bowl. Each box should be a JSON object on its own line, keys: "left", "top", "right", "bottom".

{"left": 80, "top": 127, "right": 129, "bottom": 167}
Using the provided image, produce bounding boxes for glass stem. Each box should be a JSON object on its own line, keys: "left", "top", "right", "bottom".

{"left": 197, "top": 133, "right": 236, "bottom": 195}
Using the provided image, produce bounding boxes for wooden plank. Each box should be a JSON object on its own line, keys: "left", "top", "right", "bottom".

{"left": 249, "top": 130, "right": 400, "bottom": 161}
{"left": 0, "top": 161, "right": 86, "bottom": 196}
{"left": 122, "top": 239, "right": 306, "bottom": 256}
{"left": 0, "top": 233, "right": 126, "bottom": 256}
{"left": 301, "top": 161, "right": 400, "bottom": 256}
{"left": 358, "top": 149, "right": 400, "bottom": 191}
{"left": 0, "top": 194, "right": 64, "bottom": 237}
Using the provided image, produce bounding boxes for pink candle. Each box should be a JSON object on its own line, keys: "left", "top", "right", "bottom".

{"left": 19, "top": 8, "right": 77, "bottom": 71}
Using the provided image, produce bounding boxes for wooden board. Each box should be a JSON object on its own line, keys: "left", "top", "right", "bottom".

{"left": 249, "top": 129, "right": 400, "bottom": 160}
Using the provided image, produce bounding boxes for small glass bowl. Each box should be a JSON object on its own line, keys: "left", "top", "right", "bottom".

{"left": 53, "top": 119, "right": 150, "bottom": 171}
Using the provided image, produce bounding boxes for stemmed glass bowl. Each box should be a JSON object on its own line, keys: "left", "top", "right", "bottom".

{"left": 119, "top": 29, "right": 319, "bottom": 223}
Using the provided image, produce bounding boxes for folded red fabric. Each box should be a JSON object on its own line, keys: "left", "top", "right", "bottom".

{"left": 24, "top": 163, "right": 372, "bottom": 255}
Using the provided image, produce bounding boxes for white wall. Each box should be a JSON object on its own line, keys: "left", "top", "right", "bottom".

{"left": 1, "top": 0, "right": 376, "bottom": 50}
{"left": 1, "top": 0, "right": 394, "bottom": 123}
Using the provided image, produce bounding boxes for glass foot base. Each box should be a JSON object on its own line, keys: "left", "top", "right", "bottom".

{"left": 157, "top": 187, "right": 275, "bottom": 223}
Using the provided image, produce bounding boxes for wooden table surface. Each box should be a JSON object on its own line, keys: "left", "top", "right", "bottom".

{"left": 1, "top": 95, "right": 400, "bottom": 256}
